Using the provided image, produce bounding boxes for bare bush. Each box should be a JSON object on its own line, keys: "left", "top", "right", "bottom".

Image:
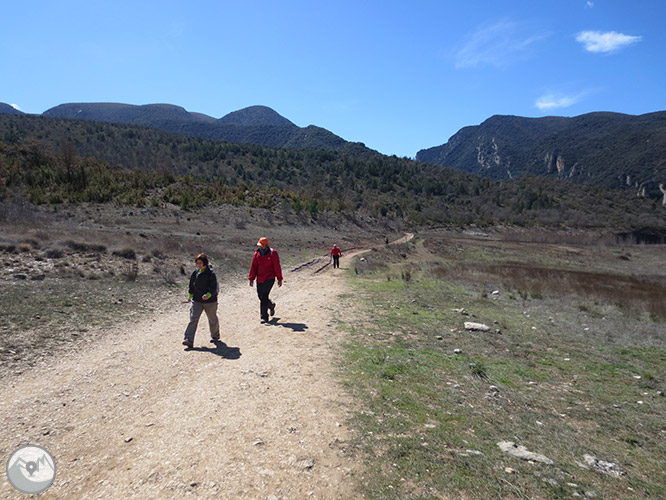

{"left": 158, "top": 267, "right": 178, "bottom": 285}
{"left": 124, "top": 262, "right": 139, "bottom": 282}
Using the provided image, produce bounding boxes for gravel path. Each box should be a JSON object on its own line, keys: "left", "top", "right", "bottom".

{"left": 1, "top": 251, "right": 365, "bottom": 499}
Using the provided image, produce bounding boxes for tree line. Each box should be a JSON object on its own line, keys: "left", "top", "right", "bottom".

{"left": 1, "top": 113, "right": 664, "bottom": 230}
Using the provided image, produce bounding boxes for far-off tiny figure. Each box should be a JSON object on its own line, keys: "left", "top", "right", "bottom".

{"left": 330, "top": 244, "right": 342, "bottom": 269}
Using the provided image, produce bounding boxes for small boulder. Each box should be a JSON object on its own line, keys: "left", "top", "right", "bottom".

{"left": 464, "top": 322, "right": 491, "bottom": 332}
{"left": 497, "top": 441, "right": 554, "bottom": 465}
{"left": 579, "top": 454, "right": 625, "bottom": 478}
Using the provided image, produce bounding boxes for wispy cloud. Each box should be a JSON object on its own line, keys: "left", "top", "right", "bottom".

{"left": 576, "top": 30, "right": 642, "bottom": 54}
{"left": 535, "top": 92, "right": 586, "bottom": 111}
{"left": 586, "top": 1, "right": 594, "bottom": 8}
{"left": 455, "top": 20, "right": 548, "bottom": 69}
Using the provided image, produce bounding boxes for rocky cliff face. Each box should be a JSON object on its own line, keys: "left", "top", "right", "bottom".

{"left": 416, "top": 112, "right": 666, "bottom": 201}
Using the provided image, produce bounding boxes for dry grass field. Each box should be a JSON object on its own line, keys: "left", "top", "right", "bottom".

{"left": 2, "top": 199, "right": 664, "bottom": 499}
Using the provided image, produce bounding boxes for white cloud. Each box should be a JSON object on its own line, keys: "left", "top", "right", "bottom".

{"left": 10, "top": 104, "right": 22, "bottom": 111}
{"left": 576, "top": 30, "right": 642, "bottom": 54}
{"left": 535, "top": 93, "right": 584, "bottom": 111}
{"left": 586, "top": 1, "right": 594, "bottom": 8}
{"left": 455, "top": 20, "right": 548, "bottom": 69}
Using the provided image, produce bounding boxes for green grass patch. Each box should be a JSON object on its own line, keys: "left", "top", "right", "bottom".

{"left": 338, "top": 234, "right": 666, "bottom": 499}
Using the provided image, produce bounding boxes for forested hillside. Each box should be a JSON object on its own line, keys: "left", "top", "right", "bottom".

{"left": 1, "top": 113, "right": 664, "bottom": 231}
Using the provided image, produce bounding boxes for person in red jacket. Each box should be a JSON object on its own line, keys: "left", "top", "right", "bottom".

{"left": 248, "top": 237, "right": 283, "bottom": 324}
{"left": 330, "top": 244, "right": 342, "bottom": 269}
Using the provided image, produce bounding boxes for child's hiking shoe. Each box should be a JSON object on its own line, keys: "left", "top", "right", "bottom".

{"left": 182, "top": 340, "right": 193, "bottom": 349}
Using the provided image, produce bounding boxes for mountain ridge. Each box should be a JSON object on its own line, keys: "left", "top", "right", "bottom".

{"left": 36, "top": 102, "right": 370, "bottom": 154}
{"left": 416, "top": 111, "right": 666, "bottom": 198}
{"left": 3, "top": 102, "right": 666, "bottom": 199}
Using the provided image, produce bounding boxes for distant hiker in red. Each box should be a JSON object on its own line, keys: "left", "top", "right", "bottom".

{"left": 330, "top": 244, "right": 342, "bottom": 269}
{"left": 182, "top": 253, "right": 220, "bottom": 349}
{"left": 248, "top": 237, "right": 283, "bottom": 324}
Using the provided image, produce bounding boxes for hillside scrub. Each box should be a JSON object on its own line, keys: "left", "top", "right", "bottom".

{"left": 2, "top": 113, "right": 665, "bottom": 229}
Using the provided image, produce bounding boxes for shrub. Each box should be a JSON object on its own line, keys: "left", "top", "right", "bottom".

{"left": 64, "top": 240, "right": 107, "bottom": 253}
{"left": 469, "top": 361, "right": 489, "bottom": 379}
{"left": 45, "top": 248, "right": 64, "bottom": 259}
{"left": 113, "top": 248, "right": 137, "bottom": 260}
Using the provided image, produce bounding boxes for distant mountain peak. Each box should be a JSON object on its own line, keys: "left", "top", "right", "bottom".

{"left": 0, "top": 103, "right": 25, "bottom": 115}
{"left": 218, "top": 105, "right": 295, "bottom": 126}
{"left": 33, "top": 101, "right": 369, "bottom": 153}
{"left": 42, "top": 102, "right": 211, "bottom": 122}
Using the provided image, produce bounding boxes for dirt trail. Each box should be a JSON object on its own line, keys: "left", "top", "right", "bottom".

{"left": 0, "top": 249, "right": 371, "bottom": 499}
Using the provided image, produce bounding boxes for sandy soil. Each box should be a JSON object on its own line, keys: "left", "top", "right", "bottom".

{"left": 0, "top": 250, "right": 367, "bottom": 499}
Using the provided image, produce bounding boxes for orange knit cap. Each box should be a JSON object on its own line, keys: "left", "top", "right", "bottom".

{"left": 257, "top": 237, "right": 269, "bottom": 246}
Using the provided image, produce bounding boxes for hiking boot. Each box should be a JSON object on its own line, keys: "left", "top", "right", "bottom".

{"left": 210, "top": 338, "right": 220, "bottom": 344}
{"left": 260, "top": 318, "right": 268, "bottom": 324}
{"left": 269, "top": 303, "right": 275, "bottom": 317}
{"left": 182, "top": 340, "right": 193, "bottom": 349}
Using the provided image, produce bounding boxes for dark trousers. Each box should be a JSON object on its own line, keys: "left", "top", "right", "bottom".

{"left": 332, "top": 255, "right": 340, "bottom": 268}
{"left": 256, "top": 278, "right": 275, "bottom": 320}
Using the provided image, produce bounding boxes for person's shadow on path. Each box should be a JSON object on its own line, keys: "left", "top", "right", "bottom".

{"left": 185, "top": 341, "right": 242, "bottom": 359}
{"left": 267, "top": 317, "right": 309, "bottom": 333}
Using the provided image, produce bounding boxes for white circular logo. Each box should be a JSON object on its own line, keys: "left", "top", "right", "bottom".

{"left": 6, "top": 445, "right": 56, "bottom": 494}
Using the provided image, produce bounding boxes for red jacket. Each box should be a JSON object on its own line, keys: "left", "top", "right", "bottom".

{"left": 330, "top": 246, "right": 342, "bottom": 257}
{"left": 248, "top": 247, "right": 283, "bottom": 283}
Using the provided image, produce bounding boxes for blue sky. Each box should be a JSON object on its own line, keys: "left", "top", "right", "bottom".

{"left": 2, "top": 1, "right": 665, "bottom": 158}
